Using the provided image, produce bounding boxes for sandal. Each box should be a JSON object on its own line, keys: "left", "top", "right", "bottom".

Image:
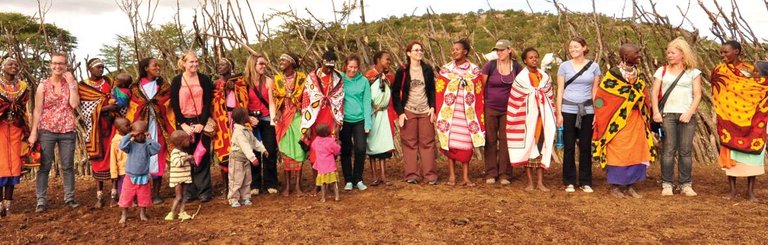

{"left": 370, "top": 180, "right": 381, "bottom": 186}
{"left": 164, "top": 212, "right": 176, "bottom": 221}
{"left": 178, "top": 211, "right": 193, "bottom": 221}
{"left": 446, "top": 177, "right": 456, "bottom": 186}
{"left": 461, "top": 181, "right": 476, "bottom": 187}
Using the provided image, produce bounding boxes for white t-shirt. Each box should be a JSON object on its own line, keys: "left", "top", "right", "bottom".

{"left": 653, "top": 67, "right": 701, "bottom": 114}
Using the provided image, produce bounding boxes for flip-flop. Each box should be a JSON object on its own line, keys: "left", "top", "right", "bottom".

{"left": 462, "top": 181, "right": 476, "bottom": 187}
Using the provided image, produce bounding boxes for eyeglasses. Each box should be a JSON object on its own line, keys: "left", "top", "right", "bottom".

{"left": 51, "top": 62, "right": 66, "bottom": 66}
{"left": 411, "top": 49, "right": 424, "bottom": 53}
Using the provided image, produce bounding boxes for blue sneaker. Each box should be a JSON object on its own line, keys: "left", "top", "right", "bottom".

{"left": 356, "top": 181, "right": 368, "bottom": 191}
{"left": 344, "top": 182, "right": 353, "bottom": 191}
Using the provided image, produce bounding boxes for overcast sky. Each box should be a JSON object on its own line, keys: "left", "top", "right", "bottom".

{"left": 2, "top": 0, "right": 767, "bottom": 61}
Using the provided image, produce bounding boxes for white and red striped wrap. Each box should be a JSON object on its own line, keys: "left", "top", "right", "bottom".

{"left": 505, "top": 67, "right": 557, "bottom": 169}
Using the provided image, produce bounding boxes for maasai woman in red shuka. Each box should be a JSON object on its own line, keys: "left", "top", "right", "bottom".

{"left": 126, "top": 57, "right": 175, "bottom": 203}
{"left": 78, "top": 58, "right": 120, "bottom": 208}
{"left": 435, "top": 40, "right": 485, "bottom": 187}
{"left": 0, "top": 57, "right": 29, "bottom": 216}
{"left": 711, "top": 41, "right": 768, "bottom": 202}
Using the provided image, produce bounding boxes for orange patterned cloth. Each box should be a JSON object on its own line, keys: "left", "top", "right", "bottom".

{"left": 212, "top": 75, "right": 249, "bottom": 165}
{"left": 711, "top": 63, "right": 768, "bottom": 167}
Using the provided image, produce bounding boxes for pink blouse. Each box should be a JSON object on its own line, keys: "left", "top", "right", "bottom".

{"left": 39, "top": 79, "right": 76, "bottom": 133}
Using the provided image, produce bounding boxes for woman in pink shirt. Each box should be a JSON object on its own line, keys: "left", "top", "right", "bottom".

{"left": 28, "top": 53, "right": 81, "bottom": 212}
{"left": 170, "top": 52, "right": 214, "bottom": 202}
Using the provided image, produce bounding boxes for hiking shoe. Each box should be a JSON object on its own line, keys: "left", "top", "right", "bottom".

{"left": 565, "top": 184, "right": 576, "bottom": 193}
{"left": 485, "top": 178, "right": 496, "bottom": 184}
{"left": 229, "top": 200, "right": 241, "bottom": 208}
{"left": 661, "top": 186, "right": 674, "bottom": 196}
{"left": 65, "top": 200, "right": 80, "bottom": 209}
{"left": 356, "top": 181, "right": 368, "bottom": 191}
{"left": 581, "top": 185, "right": 594, "bottom": 193}
{"left": 344, "top": 182, "right": 354, "bottom": 191}
{"left": 681, "top": 186, "right": 698, "bottom": 197}
{"left": 241, "top": 199, "right": 253, "bottom": 206}
{"left": 500, "top": 179, "right": 511, "bottom": 185}
{"left": 250, "top": 189, "right": 260, "bottom": 196}
{"left": 267, "top": 188, "right": 278, "bottom": 194}
{"left": 35, "top": 204, "right": 47, "bottom": 213}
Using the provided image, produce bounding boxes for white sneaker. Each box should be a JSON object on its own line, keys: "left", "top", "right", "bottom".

{"left": 344, "top": 182, "right": 353, "bottom": 191}
{"left": 580, "top": 185, "right": 594, "bottom": 193}
{"left": 250, "top": 189, "right": 260, "bottom": 195}
{"left": 267, "top": 188, "right": 278, "bottom": 194}
{"left": 485, "top": 178, "right": 496, "bottom": 184}
{"left": 500, "top": 179, "right": 511, "bottom": 185}
{"left": 681, "top": 186, "right": 698, "bottom": 197}
{"left": 661, "top": 186, "right": 674, "bottom": 196}
{"left": 565, "top": 184, "right": 576, "bottom": 193}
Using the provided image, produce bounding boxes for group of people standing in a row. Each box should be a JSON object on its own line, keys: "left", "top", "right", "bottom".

{"left": 0, "top": 36, "right": 767, "bottom": 222}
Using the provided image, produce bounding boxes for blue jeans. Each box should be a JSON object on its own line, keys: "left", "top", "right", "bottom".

{"left": 36, "top": 130, "right": 77, "bottom": 205}
{"left": 661, "top": 113, "right": 696, "bottom": 187}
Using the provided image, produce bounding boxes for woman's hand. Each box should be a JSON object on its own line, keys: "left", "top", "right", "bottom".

{"left": 556, "top": 113, "right": 563, "bottom": 127}
{"left": 192, "top": 124, "right": 204, "bottom": 133}
{"left": 249, "top": 116, "right": 259, "bottom": 126}
{"left": 28, "top": 131, "right": 38, "bottom": 145}
{"left": 428, "top": 107, "right": 436, "bottom": 123}
{"left": 180, "top": 123, "right": 194, "bottom": 134}
{"left": 64, "top": 72, "right": 77, "bottom": 88}
{"left": 653, "top": 113, "right": 663, "bottom": 123}
{"left": 679, "top": 112, "right": 693, "bottom": 123}
{"left": 398, "top": 114, "right": 408, "bottom": 127}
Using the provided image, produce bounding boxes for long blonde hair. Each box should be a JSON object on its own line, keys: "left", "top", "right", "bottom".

{"left": 668, "top": 37, "right": 699, "bottom": 69}
{"left": 244, "top": 54, "right": 267, "bottom": 86}
{"left": 176, "top": 51, "right": 197, "bottom": 72}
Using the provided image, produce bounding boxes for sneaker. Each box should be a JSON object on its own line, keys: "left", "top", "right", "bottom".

{"left": 661, "top": 186, "right": 674, "bottom": 196}
{"left": 241, "top": 199, "right": 253, "bottom": 206}
{"left": 65, "top": 200, "right": 80, "bottom": 209}
{"left": 681, "top": 186, "right": 698, "bottom": 197}
{"left": 229, "top": 200, "right": 241, "bottom": 208}
{"left": 406, "top": 179, "right": 418, "bottom": 184}
{"left": 428, "top": 180, "right": 438, "bottom": 185}
{"left": 356, "top": 181, "right": 368, "bottom": 191}
{"left": 580, "top": 185, "right": 594, "bottom": 193}
{"left": 164, "top": 212, "right": 175, "bottom": 221}
{"left": 499, "top": 179, "right": 511, "bottom": 185}
{"left": 344, "top": 182, "right": 354, "bottom": 191}
{"left": 35, "top": 204, "right": 47, "bottom": 213}
{"left": 250, "top": 189, "right": 260, "bottom": 196}
{"left": 485, "top": 178, "right": 496, "bottom": 184}
{"left": 565, "top": 184, "right": 576, "bottom": 193}
{"left": 267, "top": 188, "right": 278, "bottom": 194}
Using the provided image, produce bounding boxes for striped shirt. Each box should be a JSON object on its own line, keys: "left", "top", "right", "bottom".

{"left": 169, "top": 148, "right": 192, "bottom": 186}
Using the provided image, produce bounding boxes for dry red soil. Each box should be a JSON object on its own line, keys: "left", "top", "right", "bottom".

{"left": 2, "top": 160, "right": 767, "bottom": 244}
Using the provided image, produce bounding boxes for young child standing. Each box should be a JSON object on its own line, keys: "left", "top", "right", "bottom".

{"left": 109, "top": 117, "right": 131, "bottom": 207}
{"left": 118, "top": 120, "right": 161, "bottom": 224}
{"left": 229, "top": 108, "right": 267, "bottom": 207}
{"left": 166, "top": 130, "right": 193, "bottom": 220}
{"left": 311, "top": 123, "right": 341, "bottom": 202}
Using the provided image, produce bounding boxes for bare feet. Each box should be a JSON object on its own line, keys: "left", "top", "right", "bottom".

{"left": 749, "top": 195, "right": 760, "bottom": 203}
{"left": 524, "top": 185, "right": 535, "bottom": 192}
{"left": 282, "top": 189, "right": 290, "bottom": 197}
{"left": 295, "top": 189, "right": 304, "bottom": 197}
{"left": 320, "top": 197, "right": 326, "bottom": 202}
{"left": 461, "top": 181, "right": 476, "bottom": 187}
{"left": 610, "top": 187, "right": 625, "bottom": 198}
{"left": 446, "top": 177, "right": 456, "bottom": 186}
{"left": 627, "top": 187, "right": 642, "bottom": 199}
{"left": 119, "top": 215, "right": 126, "bottom": 224}
{"left": 537, "top": 185, "right": 550, "bottom": 192}
{"left": 723, "top": 193, "right": 739, "bottom": 200}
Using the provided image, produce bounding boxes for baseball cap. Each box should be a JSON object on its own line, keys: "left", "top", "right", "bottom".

{"left": 493, "top": 40, "right": 512, "bottom": 51}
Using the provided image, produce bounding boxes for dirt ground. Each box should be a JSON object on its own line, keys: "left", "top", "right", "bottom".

{"left": 2, "top": 158, "right": 767, "bottom": 244}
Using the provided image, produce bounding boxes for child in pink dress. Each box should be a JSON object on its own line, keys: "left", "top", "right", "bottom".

{"left": 311, "top": 123, "right": 341, "bottom": 202}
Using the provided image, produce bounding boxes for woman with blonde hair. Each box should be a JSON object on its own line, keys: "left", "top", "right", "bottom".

{"left": 170, "top": 51, "right": 215, "bottom": 202}
{"left": 651, "top": 37, "right": 702, "bottom": 197}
